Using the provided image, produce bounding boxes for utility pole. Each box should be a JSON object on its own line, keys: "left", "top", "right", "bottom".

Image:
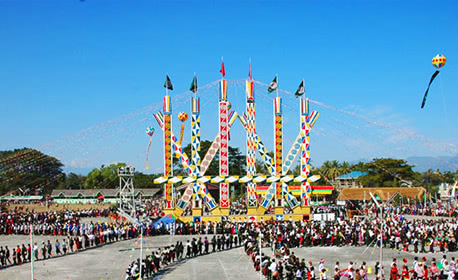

{"left": 140, "top": 225, "right": 143, "bottom": 279}
{"left": 369, "top": 192, "right": 383, "bottom": 279}
{"left": 30, "top": 224, "right": 34, "bottom": 280}
{"left": 258, "top": 228, "right": 262, "bottom": 280}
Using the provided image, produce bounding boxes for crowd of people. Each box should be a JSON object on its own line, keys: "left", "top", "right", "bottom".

{"left": 125, "top": 233, "right": 246, "bottom": 279}
{"left": 382, "top": 205, "right": 458, "bottom": 218}
{"left": 260, "top": 216, "right": 457, "bottom": 253}
{"left": 155, "top": 214, "right": 458, "bottom": 254}
{"left": 1, "top": 200, "right": 458, "bottom": 278}
{"left": 125, "top": 214, "right": 458, "bottom": 279}
{"left": 0, "top": 220, "right": 143, "bottom": 269}
{"left": 245, "top": 238, "right": 458, "bottom": 280}
{"left": 0, "top": 209, "right": 112, "bottom": 235}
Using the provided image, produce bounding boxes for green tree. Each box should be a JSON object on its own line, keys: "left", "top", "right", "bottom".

{"left": 350, "top": 161, "right": 366, "bottom": 172}
{"left": 340, "top": 161, "right": 351, "bottom": 175}
{"left": 359, "top": 158, "right": 415, "bottom": 188}
{"left": 0, "top": 148, "right": 63, "bottom": 195}
{"left": 320, "top": 160, "right": 341, "bottom": 182}
{"left": 62, "top": 172, "right": 86, "bottom": 190}
{"left": 84, "top": 163, "right": 126, "bottom": 189}
{"left": 135, "top": 172, "right": 159, "bottom": 189}
{"left": 442, "top": 171, "right": 458, "bottom": 184}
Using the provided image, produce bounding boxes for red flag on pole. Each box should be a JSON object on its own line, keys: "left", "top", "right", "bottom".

{"left": 220, "top": 61, "right": 225, "bottom": 77}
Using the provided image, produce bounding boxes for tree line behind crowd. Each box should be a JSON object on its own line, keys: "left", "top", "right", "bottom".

{"left": 1, "top": 146, "right": 457, "bottom": 196}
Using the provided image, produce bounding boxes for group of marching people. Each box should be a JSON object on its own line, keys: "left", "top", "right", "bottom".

{"left": 246, "top": 237, "right": 458, "bottom": 280}
{"left": 125, "top": 233, "right": 247, "bottom": 279}
{"left": 0, "top": 219, "right": 143, "bottom": 269}
{"left": 0, "top": 238, "right": 76, "bottom": 268}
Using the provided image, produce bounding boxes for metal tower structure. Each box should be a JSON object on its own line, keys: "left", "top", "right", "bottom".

{"left": 118, "top": 165, "right": 136, "bottom": 220}
{"left": 117, "top": 165, "right": 147, "bottom": 279}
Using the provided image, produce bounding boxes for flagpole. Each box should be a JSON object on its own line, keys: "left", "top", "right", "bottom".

{"left": 249, "top": 57, "right": 252, "bottom": 81}
{"left": 140, "top": 225, "right": 143, "bottom": 279}
{"left": 30, "top": 224, "right": 34, "bottom": 280}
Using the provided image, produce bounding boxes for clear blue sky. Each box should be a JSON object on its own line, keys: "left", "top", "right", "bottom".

{"left": 1, "top": 0, "right": 457, "bottom": 174}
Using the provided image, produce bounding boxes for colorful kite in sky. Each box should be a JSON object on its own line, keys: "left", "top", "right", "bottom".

{"left": 421, "top": 54, "right": 446, "bottom": 109}
{"left": 145, "top": 127, "right": 155, "bottom": 169}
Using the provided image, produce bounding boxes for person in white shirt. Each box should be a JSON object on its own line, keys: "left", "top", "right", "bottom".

{"left": 441, "top": 255, "right": 447, "bottom": 266}
{"left": 269, "top": 260, "right": 278, "bottom": 279}
{"left": 319, "top": 259, "right": 325, "bottom": 273}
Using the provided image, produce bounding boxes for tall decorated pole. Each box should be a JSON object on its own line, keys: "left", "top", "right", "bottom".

{"left": 246, "top": 65, "right": 257, "bottom": 210}
{"left": 219, "top": 60, "right": 230, "bottom": 213}
{"left": 190, "top": 74, "right": 203, "bottom": 212}
{"left": 274, "top": 96, "right": 283, "bottom": 210}
{"left": 163, "top": 75, "right": 174, "bottom": 210}
{"left": 300, "top": 97, "right": 311, "bottom": 206}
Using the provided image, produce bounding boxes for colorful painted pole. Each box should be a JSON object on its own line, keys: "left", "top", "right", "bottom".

{"left": 246, "top": 79, "right": 257, "bottom": 207}
{"left": 191, "top": 97, "right": 203, "bottom": 209}
{"left": 300, "top": 97, "right": 311, "bottom": 206}
{"left": 219, "top": 80, "right": 230, "bottom": 209}
{"left": 163, "top": 95, "right": 174, "bottom": 209}
{"left": 191, "top": 98, "right": 201, "bottom": 177}
{"left": 274, "top": 97, "right": 283, "bottom": 207}
{"left": 175, "top": 111, "right": 238, "bottom": 212}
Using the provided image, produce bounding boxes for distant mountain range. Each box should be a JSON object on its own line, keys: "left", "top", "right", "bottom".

{"left": 407, "top": 156, "right": 458, "bottom": 172}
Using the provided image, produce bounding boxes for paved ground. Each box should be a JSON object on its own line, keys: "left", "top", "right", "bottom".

{"left": 1, "top": 233, "right": 457, "bottom": 280}
{"left": 0, "top": 234, "right": 258, "bottom": 280}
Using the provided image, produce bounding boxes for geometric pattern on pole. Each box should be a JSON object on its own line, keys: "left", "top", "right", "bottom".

{"left": 274, "top": 97, "right": 283, "bottom": 208}
{"left": 191, "top": 97, "right": 202, "bottom": 209}
{"left": 219, "top": 100, "right": 230, "bottom": 208}
{"left": 163, "top": 112, "right": 174, "bottom": 209}
{"left": 246, "top": 97, "right": 257, "bottom": 207}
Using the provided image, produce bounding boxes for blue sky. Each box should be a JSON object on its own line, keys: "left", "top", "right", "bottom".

{"left": 1, "top": 0, "right": 457, "bottom": 174}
